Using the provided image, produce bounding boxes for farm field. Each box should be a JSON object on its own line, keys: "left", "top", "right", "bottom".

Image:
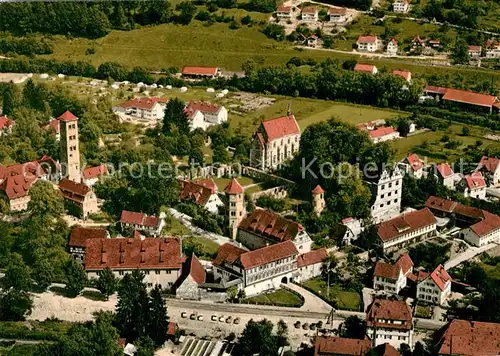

{"left": 40, "top": 21, "right": 500, "bottom": 90}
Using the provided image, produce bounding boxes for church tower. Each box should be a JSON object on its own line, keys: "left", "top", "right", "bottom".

{"left": 224, "top": 177, "right": 245, "bottom": 240}
{"left": 312, "top": 185, "right": 325, "bottom": 217}
{"left": 58, "top": 111, "right": 81, "bottom": 183}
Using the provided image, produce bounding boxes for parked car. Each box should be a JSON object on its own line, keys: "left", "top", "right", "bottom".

{"left": 234, "top": 317, "right": 241, "bottom": 324}
{"left": 197, "top": 315, "right": 204, "bottom": 321}
{"left": 226, "top": 316, "right": 232, "bottom": 323}
{"left": 211, "top": 315, "right": 218, "bottom": 321}
{"left": 219, "top": 316, "right": 225, "bottom": 322}
{"left": 190, "top": 313, "right": 196, "bottom": 320}
{"left": 181, "top": 312, "right": 187, "bottom": 318}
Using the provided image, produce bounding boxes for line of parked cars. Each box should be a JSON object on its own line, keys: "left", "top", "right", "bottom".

{"left": 181, "top": 311, "right": 241, "bottom": 324}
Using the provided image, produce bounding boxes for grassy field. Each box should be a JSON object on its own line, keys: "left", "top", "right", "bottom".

{"left": 302, "top": 278, "right": 361, "bottom": 311}
{"left": 183, "top": 235, "right": 220, "bottom": 260}
{"left": 481, "top": 263, "right": 500, "bottom": 280}
{"left": 213, "top": 176, "right": 257, "bottom": 190}
{"left": 243, "top": 288, "right": 304, "bottom": 307}
{"left": 40, "top": 20, "right": 500, "bottom": 89}
{"left": 390, "top": 124, "right": 500, "bottom": 161}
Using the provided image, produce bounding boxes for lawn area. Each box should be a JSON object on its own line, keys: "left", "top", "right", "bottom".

{"left": 481, "top": 263, "right": 500, "bottom": 280}
{"left": 40, "top": 20, "right": 500, "bottom": 90}
{"left": 416, "top": 305, "right": 432, "bottom": 318}
{"left": 302, "top": 278, "right": 361, "bottom": 311}
{"left": 231, "top": 96, "right": 406, "bottom": 136}
{"left": 183, "top": 235, "right": 220, "bottom": 260}
{"left": 213, "top": 176, "right": 258, "bottom": 190}
{"left": 242, "top": 288, "right": 304, "bottom": 307}
{"left": 0, "top": 344, "right": 41, "bottom": 356}
{"left": 162, "top": 212, "right": 191, "bottom": 236}
{"left": 390, "top": 123, "right": 500, "bottom": 161}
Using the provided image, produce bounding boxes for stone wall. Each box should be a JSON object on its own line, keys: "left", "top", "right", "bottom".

{"left": 243, "top": 166, "right": 295, "bottom": 188}
{"left": 250, "top": 186, "right": 288, "bottom": 202}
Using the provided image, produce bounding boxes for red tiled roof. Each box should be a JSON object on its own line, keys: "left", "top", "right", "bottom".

{"left": 42, "top": 119, "right": 60, "bottom": 134}
{"left": 468, "top": 45, "right": 482, "bottom": 52}
{"left": 212, "top": 243, "right": 247, "bottom": 266}
{"left": 312, "top": 185, "right": 325, "bottom": 194}
{"left": 425, "top": 196, "right": 457, "bottom": 213}
{"left": 301, "top": 6, "right": 317, "bottom": 13}
{"left": 240, "top": 240, "right": 298, "bottom": 269}
{"left": 314, "top": 336, "right": 372, "bottom": 356}
{"left": 182, "top": 66, "right": 218, "bottom": 76}
{"left": 119, "top": 97, "right": 168, "bottom": 110}
{"left": 120, "top": 210, "right": 160, "bottom": 228}
{"left": 0, "top": 116, "right": 13, "bottom": 130}
{"left": 57, "top": 111, "right": 78, "bottom": 122}
{"left": 442, "top": 88, "right": 497, "bottom": 108}
{"left": 470, "top": 211, "right": 500, "bottom": 237}
{"left": 357, "top": 35, "right": 378, "bottom": 43}
{"left": 392, "top": 70, "right": 411, "bottom": 81}
{"left": 389, "top": 37, "right": 398, "bottom": 45}
{"left": 239, "top": 209, "right": 304, "bottom": 243}
{"left": 406, "top": 153, "right": 423, "bottom": 172}
{"left": 412, "top": 35, "right": 425, "bottom": 45}
{"left": 179, "top": 179, "right": 215, "bottom": 206}
{"left": 83, "top": 165, "right": 108, "bottom": 180}
{"left": 69, "top": 226, "right": 108, "bottom": 247}
{"left": 369, "top": 126, "right": 397, "bottom": 138}
{"left": 3, "top": 174, "right": 37, "bottom": 199}
{"left": 258, "top": 115, "right": 300, "bottom": 143}
{"left": 421, "top": 264, "right": 451, "bottom": 291}
{"left": 396, "top": 253, "right": 414, "bottom": 274}
{"left": 277, "top": 5, "right": 292, "bottom": 12}
{"left": 425, "top": 85, "right": 448, "bottom": 95}
{"left": 374, "top": 261, "right": 400, "bottom": 280}
{"left": 194, "top": 178, "right": 217, "bottom": 192}
{"left": 371, "top": 343, "right": 401, "bottom": 356}
{"left": 354, "top": 64, "right": 376, "bottom": 73}
{"left": 464, "top": 172, "right": 486, "bottom": 190}
{"left": 297, "top": 248, "right": 327, "bottom": 268}
{"left": 84, "top": 237, "right": 182, "bottom": 271}
{"left": 377, "top": 208, "right": 437, "bottom": 242}
{"left": 436, "top": 163, "right": 454, "bottom": 178}
{"left": 186, "top": 100, "right": 222, "bottom": 114}
{"left": 58, "top": 179, "right": 91, "bottom": 197}
{"left": 167, "top": 322, "right": 177, "bottom": 336}
{"left": 437, "top": 320, "right": 500, "bottom": 356}
{"left": 477, "top": 155, "right": 500, "bottom": 174}
{"left": 328, "top": 8, "right": 346, "bottom": 14}
{"left": 224, "top": 177, "right": 244, "bottom": 194}
{"left": 366, "top": 299, "right": 412, "bottom": 330}
{"left": 187, "top": 254, "right": 206, "bottom": 284}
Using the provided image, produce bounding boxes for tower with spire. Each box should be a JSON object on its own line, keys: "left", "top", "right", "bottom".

{"left": 58, "top": 111, "right": 81, "bottom": 183}
{"left": 312, "top": 185, "right": 325, "bottom": 216}
{"left": 224, "top": 177, "right": 245, "bottom": 240}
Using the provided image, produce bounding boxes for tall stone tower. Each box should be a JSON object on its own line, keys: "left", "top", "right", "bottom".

{"left": 224, "top": 177, "right": 245, "bottom": 240}
{"left": 58, "top": 111, "right": 81, "bottom": 183}
{"left": 312, "top": 185, "right": 325, "bottom": 217}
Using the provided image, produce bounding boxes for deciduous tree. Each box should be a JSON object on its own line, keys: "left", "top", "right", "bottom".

{"left": 96, "top": 267, "right": 118, "bottom": 300}
{"left": 63, "top": 258, "right": 88, "bottom": 298}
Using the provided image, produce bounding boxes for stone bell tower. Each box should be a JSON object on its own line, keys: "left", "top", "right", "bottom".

{"left": 312, "top": 185, "right": 325, "bottom": 217}
{"left": 58, "top": 111, "right": 81, "bottom": 183}
{"left": 224, "top": 177, "right": 245, "bottom": 239}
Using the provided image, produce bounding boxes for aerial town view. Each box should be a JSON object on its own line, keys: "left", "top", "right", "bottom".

{"left": 0, "top": 0, "right": 499, "bottom": 355}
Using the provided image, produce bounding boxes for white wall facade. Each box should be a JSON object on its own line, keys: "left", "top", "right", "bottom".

{"left": 204, "top": 107, "right": 228, "bottom": 125}
{"left": 243, "top": 255, "right": 297, "bottom": 296}
{"left": 203, "top": 193, "right": 224, "bottom": 214}
{"left": 87, "top": 268, "right": 181, "bottom": 289}
{"left": 329, "top": 14, "right": 346, "bottom": 23}
{"left": 277, "top": 10, "right": 292, "bottom": 19}
{"left": 370, "top": 169, "right": 403, "bottom": 223}
{"left": 295, "top": 261, "right": 322, "bottom": 283}
{"left": 302, "top": 12, "right": 318, "bottom": 21}
{"left": 464, "top": 186, "right": 486, "bottom": 200}
{"left": 357, "top": 40, "right": 381, "bottom": 52}
{"left": 250, "top": 133, "right": 301, "bottom": 171}
{"left": 417, "top": 278, "right": 450, "bottom": 305}
{"left": 461, "top": 227, "right": 500, "bottom": 247}
{"left": 371, "top": 131, "right": 400, "bottom": 143}
{"left": 373, "top": 269, "right": 406, "bottom": 294}
{"left": 367, "top": 326, "right": 413, "bottom": 350}
{"left": 381, "top": 223, "right": 436, "bottom": 252}
{"left": 393, "top": 0, "right": 409, "bottom": 13}
{"left": 238, "top": 229, "right": 312, "bottom": 254}
{"left": 387, "top": 42, "right": 398, "bottom": 55}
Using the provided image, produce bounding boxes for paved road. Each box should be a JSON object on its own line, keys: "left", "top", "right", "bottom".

{"left": 285, "top": 283, "right": 332, "bottom": 313}
{"left": 444, "top": 242, "right": 499, "bottom": 270}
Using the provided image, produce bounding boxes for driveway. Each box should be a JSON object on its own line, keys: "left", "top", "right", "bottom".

{"left": 444, "top": 242, "right": 498, "bottom": 270}
{"left": 286, "top": 283, "right": 332, "bottom": 313}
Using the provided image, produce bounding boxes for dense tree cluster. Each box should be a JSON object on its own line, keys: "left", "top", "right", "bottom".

{"left": 0, "top": 36, "right": 53, "bottom": 56}
{"left": 420, "top": 0, "right": 486, "bottom": 29}
{"left": 237, "top": 319, "right": 288, "bottom": 355}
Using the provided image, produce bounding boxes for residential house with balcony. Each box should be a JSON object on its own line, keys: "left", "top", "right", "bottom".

{"left": 301, "top": 7, "right": 318, "bottom": 21}
{"left": 416, "top": 264, "right": 451, "bottom": 305}
{"left": 356, "top": 36, "right": 382, "bottom": 52}
{"left": 377, "top": 208, "right": 437, "bottom": 252}
{"left": 366, "top": 299, "right": 413, "bottom": 349}
{"left": 328, "top": 8, "right": 347, "bottom": 23}
{"left": 237, "top": 208, "right": 313, "bottom": 253}
{"left": 276, "top": 5, "right": 293, "bottom": 20}
{"left": 468, "top": 45, "right": 482, "bottom": 58}
{"left": 485, "top": 39, "right": 500, "bottom": 58}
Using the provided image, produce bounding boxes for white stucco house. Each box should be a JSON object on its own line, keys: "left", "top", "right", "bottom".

{"left": 476, "top": 156, "right": 500, "bottom": 187}
{"left": 366, "top": 299, "right": 413, "bottom": 350}
{"left": 276, "top": 5, "right": 293, "bottom": 20}
{"left": 398, "top": 153, "right": 425, "bottom": 179}
{"left": 377, "top": 208, "right": 437, "bottom": 252}
{"left": 184, "top": 100, "right": 228, "bottom": 131}
{"left": 295, "top": 248, "right": 328, "bottom": 283}
{"left": 435, "top": 163, "right": 455, "bottom": 190}
{"left": 249, "top": 113, "right": 301, "bottom": 171}
{"left": 356, "top": 35, "right": 382, "bottom": 52}
{"left": 238, "top": 208, "right": 313, "bottom": 253}
{"left": 82, "top": 164, "right": 108, "bottom": 187}
{"left": 373, "top": 253, "right": 414, "bottom": 294}
{"left": 301, "top": 7, "right": 318, "bottom": 22}
{"left": 386, "top": 38, "right": 399, "bottom": 55}
{"left": 460, "top": 172, "right": 487, "bottom": 200}
{"left": 335, "top": 217, "right": 364, "bottom": 245}
{"left": 392, "top": 0, "right": 409, "bottom": 13}
{"left": 416, "top": 264, "right": 451, "bottom": 305}
{"left": 179, "top": 179, "right": 224, "bottom": 214}
{"left": 328, "top": 8, "right": 347, "bottom": 23}
{"left": 113, "top": 97, "right": 169, "bottom": 120}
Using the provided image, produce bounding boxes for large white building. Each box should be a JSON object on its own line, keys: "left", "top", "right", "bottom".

{"left": 416, "top": 264, "right": 451, "bottom": 305}
{"left": 392, "top": 0, "right": 409, "bottom": 13}
{"left": 366, "top": 168, "right": 403, "bottom": 223}
{"left": 366, "top": 298, "right": 413, "bottom": 350}
{"left": 212, "top": 240, "right": 299, "bottom": 296}
{"left": 84, "top": 237, "right": 184, "bottom": 290}
{"left": 373, "top": 253, "right": 413, "bottom": 294}
{"left": 113, "top": 97, "right": 169, "bottom": 120}
{"left": 377, "top": 208, "right": 437, "bottom": 252}
{"left": 356, "top": 36, "right": 382, "bottom": 52}
{"left": 295, "top": 248, "right": 328, "bottom": 283}
{"left": 237, "top": 208, "right": 313, "bottom": 253}
{"left": 184, "top": 101, "right": 228, "bottom": 131}
{"left": 328, "top": 8, "right": 348, "bottom": 23}
{"left": 249, "top": 113, "right": 301, "bottom": 171}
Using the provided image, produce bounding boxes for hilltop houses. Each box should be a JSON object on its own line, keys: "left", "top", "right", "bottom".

{"left": 179, "top": 179, "right": 224, "bottom": 214}
{"left": 328, "top": 8, "right": 348, "bottom": 23}
{"left": 112, "top": 97, "right": 169, "bottom": 120}
{"left": 392, "top": 0, "right": 410, "bottom": 13}
{"left": 184, "top": 100, "right": 228, "bottom": 131}
{"left": 249, "top": 112, "right": 301, "bottom": 171}
{"left": 301, "top": 7, "right": 318, "bottom": 22}
{"left": 356, "top": 36, "right": 382, "bottom": 52}
{"left": 181, "top": 66, "right": 219, "bottom": 79}
{"left": 276, "top": 5, "right": 293, "bottom": 20}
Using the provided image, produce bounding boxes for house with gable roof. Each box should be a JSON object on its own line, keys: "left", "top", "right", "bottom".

{"left": 373, "top": 253, "right": 414, "bottom": 294}
{"left": 276, "top": 5, "right": 293, "bottom": 20}
{"left": 328, "top": 8, "right": 348, "bottom": 23}
{"left": 416, "top": 264, "right": 451, "bottom": 305}
{"left": 301, "top": 7, "right": 318, "bottom": 21}
{"left": 179, "top": 179, "right": 224, "bottom": 214}
{"left": 181, "top": 66, "right": 219, "bottom": 79}
{"left": 0, "top": 116, "right": 14, "bottom": 136}
{"left": 354, "top": 63, "right": 378, "bottom": 75}
{"left": 237, "top": 208, "right": 313, "bottom": 253}
{"left": 69, "top": 226, "right": 110, "bottom": 263}
{"left": 366, "top": 298, "right": 413, "bottom": 349}
{"left": 392, "top": 70, "right": 412, "bottom": 83}
{"left": 398, "top": 153, "right": 425, "bottom": 178}
{"left": 332, "top": 217, "right": 365, "bottom": 246}
{"left": 458, "top": 172, "right": 486, "bottom": 200}
{"left": 410, "top": 36, "right": 426, "bottom": 52}
{"left": 386, "top": 38, "right": 399, "bottom": 55}
{"left": 392, "top": 0, "right": 409, "bottom": 13}
{"left": 356, "top": 35, "right": 382, "bottom": 52}
{"left": 314, "top": 336, "right": 372, "bottom": 356}
{"left": 184, "top": 100, "right": 228, "bottom": 131}
{"left": 120, "top": 210, "right": 166, "bottom": 236}
{"left": 82, "top": 164, "right": 108, "bottom": 187}
{"left": 295, "top": 248, "right": 328, "bottom": 283}
{"left": 212, "top": 240, "right": 299, "bottom": 296}
{"left": 249, "top": 112, "right": 301, "bottom": 171}
{"left": 476, "top": 155, "right": 500, "bottom": 186}
{"left": 434, "top": 163, "right": 455, "bottom": 190}
{"left": 112, "top": 97, "right": 169, "bottom": 120}
{"left": 59, "top": 178, "right": 99, "bottom": 219}
{"left": 175, "top": 253, "right": 207, "bottom": 299}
